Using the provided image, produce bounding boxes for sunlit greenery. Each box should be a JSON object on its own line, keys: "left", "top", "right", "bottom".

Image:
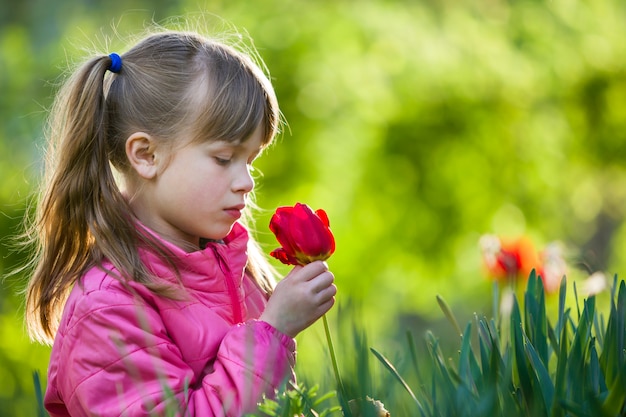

{"left": 2, "top": 0, "right": 626, "bottom": 415}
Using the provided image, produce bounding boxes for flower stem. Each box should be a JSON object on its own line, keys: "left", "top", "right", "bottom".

{"left": 322, "top": 314, "right": 346, "bottom": 399}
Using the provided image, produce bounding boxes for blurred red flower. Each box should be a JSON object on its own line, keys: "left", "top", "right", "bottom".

{"left": 269, "top": 203, "right": 336, "bottom": 266}
{"left": 480, "top": 234, "right": 566, "bottom": 294}
{"left": 480, "top": 234, "right": 541, "bottom": 282}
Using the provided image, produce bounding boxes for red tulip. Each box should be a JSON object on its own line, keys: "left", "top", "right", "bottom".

{"left": 480, "top": 234, "right": 541, "bottom": 282}
{"left": 269, "top": 203, "right": 336, "bottom": 266}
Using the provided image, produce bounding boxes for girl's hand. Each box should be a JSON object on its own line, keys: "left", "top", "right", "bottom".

{"left": 260, "top": 261, "right": 336, "bottom": 338}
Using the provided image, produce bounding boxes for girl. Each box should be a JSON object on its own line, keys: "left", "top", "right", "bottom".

{"left": 24, "top": 28, "right": 337, "bottom": 416}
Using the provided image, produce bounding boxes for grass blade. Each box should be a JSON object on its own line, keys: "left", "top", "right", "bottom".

{"left": 370, "top": 346, "right": 426, "bottom": 415}
{"left": 522, "top": 331, "right": 554, "bottom": 413}
{"left": 32, "top": 370, "right": 46, "bottom": 417}
{"left": 436, "top": 294, "right": 462, "bottom": 336}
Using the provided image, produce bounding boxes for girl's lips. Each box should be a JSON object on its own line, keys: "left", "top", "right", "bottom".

{"left": 224, "top": 208, "right": 243, "bottom": 219}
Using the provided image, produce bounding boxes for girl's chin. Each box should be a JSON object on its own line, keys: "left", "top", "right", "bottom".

{"left": 199, "top": 225, "right": 235, "bottom": 242}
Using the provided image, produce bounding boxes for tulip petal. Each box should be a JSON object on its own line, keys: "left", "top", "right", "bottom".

{"left": 291, "top": 212, "right": 330, "bottom": 257}
{"left": 270, "top": 248, "right": 301, "bottom": 266}
{"left": 269, "top": 209, "right": 299, "bottom": 251}
{"left": 315, "top": 209, "right": 330, "bottom": 227}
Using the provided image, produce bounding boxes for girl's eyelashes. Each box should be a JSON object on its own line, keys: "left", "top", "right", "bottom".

{"left": 214, "top": 156, "right": 232, "bottom": 166}
{"left": 210, "top": 144, "right": 262, "bottom": 166}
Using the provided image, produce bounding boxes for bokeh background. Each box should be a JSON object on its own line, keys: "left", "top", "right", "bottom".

{"left": 2, "top": 0, "right": 626, "bottom": 414}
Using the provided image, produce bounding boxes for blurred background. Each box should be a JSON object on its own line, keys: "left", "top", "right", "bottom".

{"left": 2, "top": 0, "right": 626, "bottom": 414}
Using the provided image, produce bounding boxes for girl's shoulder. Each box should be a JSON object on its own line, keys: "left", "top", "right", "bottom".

{"left": 62, "top": 263, "right": 159, "bottom": 325}
{"left": 76, "top": 262, "right": 144, "bottom": 297}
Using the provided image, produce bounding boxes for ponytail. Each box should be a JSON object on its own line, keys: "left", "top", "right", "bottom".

{"left": 25, "top": 55, "right": 146, "bottom": 344}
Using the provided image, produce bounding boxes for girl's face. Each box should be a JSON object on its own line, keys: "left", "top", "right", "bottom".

{"left": 135, "top": 125, "right": 264, "bottom": 251}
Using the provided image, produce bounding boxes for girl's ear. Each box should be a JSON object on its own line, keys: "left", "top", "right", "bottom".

{"left": 126, "top": 132, "right": 159, "bottom": 179}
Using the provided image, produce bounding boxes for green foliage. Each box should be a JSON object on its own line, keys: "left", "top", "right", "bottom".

{"left": 4, "top": 0, "right": 626, "bottom": 413}
{"left": 246, "top": 383, "right": 341, "bottom": 417}
{"left": 362, "top": 273, "right": 626, "bottom": 416}
{"left": 246, "top": 274, "right": 625, "bottom": 416}
{"left": 27, "top": 273, "right": 626, "bottom": 416}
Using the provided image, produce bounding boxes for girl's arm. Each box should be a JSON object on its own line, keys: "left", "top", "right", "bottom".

{"left": 44, "top": 285, "right": 295, "bottom": 417}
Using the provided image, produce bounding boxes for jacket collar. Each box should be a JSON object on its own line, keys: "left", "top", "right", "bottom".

{"left": 137, "top": 221, "right": 250, "bottom": 290}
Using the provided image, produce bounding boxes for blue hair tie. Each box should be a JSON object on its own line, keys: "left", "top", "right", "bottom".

{"left": 108, "top": 53, "right": 122, "bottom": 73}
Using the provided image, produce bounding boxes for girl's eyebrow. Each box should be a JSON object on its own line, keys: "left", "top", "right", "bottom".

{"left": 208, "top": 141, "right": 262, "bottom": 158}
{"left": 205, "top": 141, "right": 236, "bottom": 151}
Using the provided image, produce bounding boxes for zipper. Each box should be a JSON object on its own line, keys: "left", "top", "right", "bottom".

{"left": 211, "top": 245, "right": 243, "bottom": 323}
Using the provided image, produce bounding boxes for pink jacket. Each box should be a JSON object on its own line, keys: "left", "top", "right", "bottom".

{"left": 44, "top": 223, "right": 296, "bottom": 416}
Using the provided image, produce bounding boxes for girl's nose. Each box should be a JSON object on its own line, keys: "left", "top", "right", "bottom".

{"left": 234, "top": 165, "right": 255, "bottom": 193}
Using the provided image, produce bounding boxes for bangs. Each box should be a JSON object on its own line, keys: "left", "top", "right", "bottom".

{"left": 187, "top": 43, "right": 278, "bottom": 147}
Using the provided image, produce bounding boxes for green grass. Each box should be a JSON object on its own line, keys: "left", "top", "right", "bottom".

{"left": 252, "top": 272, "right": 626, "bottom": 416}
{"left": 32, "top": 272, "right": 626, "bottom": 416}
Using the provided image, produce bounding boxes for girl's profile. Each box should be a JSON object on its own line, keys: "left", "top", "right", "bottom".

{"left": 23, "top": 23, "right": 336, "bottom": 416}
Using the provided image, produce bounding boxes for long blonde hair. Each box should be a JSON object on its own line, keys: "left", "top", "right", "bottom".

{"left": 24, "top": 30, "right": 281, "bottom": 344}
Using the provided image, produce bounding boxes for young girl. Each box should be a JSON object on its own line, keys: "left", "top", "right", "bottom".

{"left": 24, "top": 28, "right": 337, "bottom": 416}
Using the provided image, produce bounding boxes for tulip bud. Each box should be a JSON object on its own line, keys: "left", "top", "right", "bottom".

{"left": 269, "top": 203, "right": 336, "bottom": 266}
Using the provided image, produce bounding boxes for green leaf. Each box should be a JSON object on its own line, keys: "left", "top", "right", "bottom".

{"left": 458, "top": 322, "right": 477, "bottom": 392}
{"left": 369, "top": 347, "right": 426, "bottom": 415}
{"left": 600, "top": 279, "right": 626, "bottom": 387}
{"left": 573, "top": 281, "right": 582, "bottom": 321}
{"left": 406, "top": 331, "right": 423, "bottom": 383}
{"left": 522, "top": 331, "right": 554, "bottom": 413}
{"left": 32, "top": 371, "right": 46, "bottom": 417}
{"left": 550, "top": 316, "right": 568, "bottom": 417}
{"left": 600, "top": 280, "right": 626, "bottom": 415}
{"left": 510, "top": 297, "right": 534, "bottom": 408}
{"left": 478, "top": 336, "right": 490, "bottom": 389}
{"left": 556, "top": 276, "right": 567, "bottom": 337}
{"left": 426, "top": 331, "right": 461, "bottom": 411}
{"left": 588, "top": 342, "right": 602, "bottom": 394}
{"left": 559, "top": 399, "right": 593, "bottom": 417}
{"left": 602, "top": 361, "right": 626, "bottom": 415}
{"left": 436, "top": 294, "right": 462, "bottom": 336}
{"left": 533, "top": 274, "right": 549, "bottom": 365}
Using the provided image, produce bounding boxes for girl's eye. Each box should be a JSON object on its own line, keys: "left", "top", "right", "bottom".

{"left": 214, "top": 157, "right": 232, "bottom": 166}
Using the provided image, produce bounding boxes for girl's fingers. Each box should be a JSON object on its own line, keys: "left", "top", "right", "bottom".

{"left": 319, "top": 285, "right": 337, "bottom": 304}
{"left": 298, "top": 261, "right": 329, "bottom": 280}
{"left": 284, "top": 261, "right": 330, "bottom": 285}
{"left": 311, "top": 271, "right": 335, "bottom": 293}
{"left": 313, "top": 279, "right": 336, "bottom": 305}
{"left": 318, "top": 297, "right": 336, "bottom": 316}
